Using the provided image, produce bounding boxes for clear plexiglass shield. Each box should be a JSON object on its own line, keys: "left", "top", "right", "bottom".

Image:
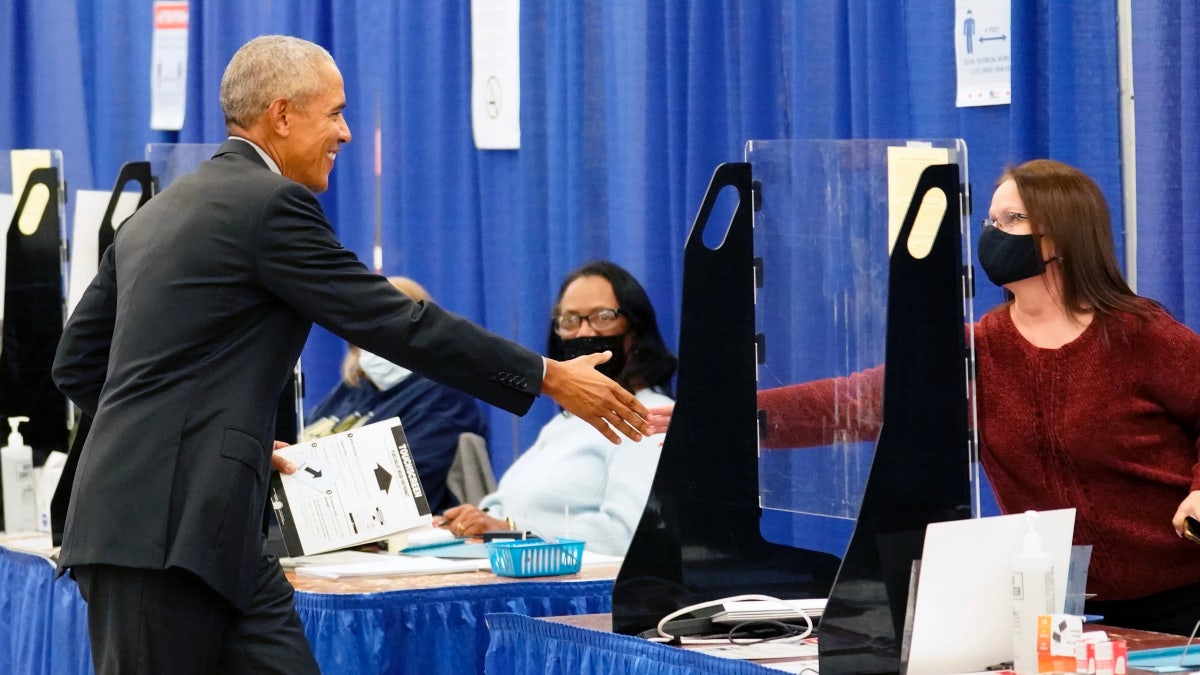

{"left": 747, "top": 139, "right": 979, "bottom": 554}
{"left": 146, "top": 143, "right": 220, "bottom": 190}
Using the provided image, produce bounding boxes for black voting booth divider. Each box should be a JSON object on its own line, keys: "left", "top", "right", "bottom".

{"left": 48, "top": 161, "right": 153, "bottom": 544}
{"left": 817, "top": 162, "right": 972, "bottom": 673}
{"left": 0, "top": 163, "right": 68, "bottom": 529}
{"left": 611, "top": 163, "right": 842, "bottom": 633}
{"left": 613, "top": 158, "right": 971, "bottom": 674}
{"left": 97, "top": 162, "right": 154, "bottom": 256}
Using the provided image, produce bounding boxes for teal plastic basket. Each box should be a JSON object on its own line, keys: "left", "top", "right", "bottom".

{"left": 486, "top": 538, "right": 585, "bottom": 577}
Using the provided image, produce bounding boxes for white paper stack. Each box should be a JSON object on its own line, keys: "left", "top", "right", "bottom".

{"left": 295, "top": 556, "right": 488, "bottom": 579}
{"left": 391, "top": 524, "right": 455, "bottom": 552}
{"left": 710, "top": 598, "right": 826, "bottom": 625}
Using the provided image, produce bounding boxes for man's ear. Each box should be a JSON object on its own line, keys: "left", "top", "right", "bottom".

{"left": 266, "top": 98, "right": 290, "bottom": 137}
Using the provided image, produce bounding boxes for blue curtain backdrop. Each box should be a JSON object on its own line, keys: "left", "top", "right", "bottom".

{"left": 1132, "top": 1, "right": 1200, "bottom": 324}
{"left": 6, "top": 1, "right": 1188, "bottom": 489}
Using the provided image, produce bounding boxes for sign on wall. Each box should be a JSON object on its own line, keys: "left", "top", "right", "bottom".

{"left": 470, "top": 0, "right": 521, "bottom": 149}
{"left": 955, "top": 0, "right": 1012, "bottom": 107}
{"left": 150, "top": 1, "right": 189, "bottom": 130}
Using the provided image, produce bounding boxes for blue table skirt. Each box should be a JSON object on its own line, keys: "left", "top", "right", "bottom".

{"left": 0, "top": 545, "right": 612, "bottom": 675}
{"left": 484, "top": 612, "right": 792, "bottom": 675}
{"left": 0, "top": 547, "right": 91, "bottom": 675}
{"left": 296, "top": 580, "right": 613, "bottom": 674}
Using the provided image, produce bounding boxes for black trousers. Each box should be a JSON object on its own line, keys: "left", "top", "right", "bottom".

{"left": 73, "top": 553, "right": 320, "bottom": 675}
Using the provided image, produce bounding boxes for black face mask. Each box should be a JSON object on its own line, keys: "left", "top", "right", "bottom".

{"left": 978, "top": 225, "right": 1048, "bottom": 286}
{"left": 559, "top": 335, "right": 627, "bottom": 381}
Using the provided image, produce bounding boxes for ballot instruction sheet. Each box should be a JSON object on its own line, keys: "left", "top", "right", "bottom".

{"left": 270, "top": 417, "right": 432, "bottom": 556}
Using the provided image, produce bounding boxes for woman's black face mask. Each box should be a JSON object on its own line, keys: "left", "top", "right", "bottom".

{"left": 559, "top": 335, "right": 627, "bottom": 381}
{"left": 978, "top": 225, "right": 1048, "bottom": 286}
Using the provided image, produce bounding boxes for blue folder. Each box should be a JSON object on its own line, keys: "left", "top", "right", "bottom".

{"left": 1126, "top": 645, "right": 1200, "bottom": 672}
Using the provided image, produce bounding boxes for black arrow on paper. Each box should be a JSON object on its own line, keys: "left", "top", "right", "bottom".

{"left": 374, "top": 464, "right": 393, "bottom": 493}
{"left": 980, "top": 34, "right": 1007, "bottom": 43}
{"left": 305, "top": 466, "right": 323, "bottom": 479}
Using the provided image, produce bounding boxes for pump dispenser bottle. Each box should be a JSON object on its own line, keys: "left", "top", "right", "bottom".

{"left": 1011, "top": 510, "right": 1055, "bottom": 675}
{"left": 2, "top": 416, "right": 37, "bottom": 533}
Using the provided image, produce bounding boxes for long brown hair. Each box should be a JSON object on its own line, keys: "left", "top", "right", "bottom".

{"left": 1002, "top": 159, "right": 1148, "bottom": 318}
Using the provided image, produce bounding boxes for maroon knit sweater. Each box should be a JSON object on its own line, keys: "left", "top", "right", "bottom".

{"left": 977, "top": 304, "right": 1200, "bottom": 600}
{"left": 759, "top": 304, "right": 1200, "bottom": 601}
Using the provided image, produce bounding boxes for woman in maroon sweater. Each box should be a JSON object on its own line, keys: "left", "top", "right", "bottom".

{"left": 958, "top": 159, "right": 1200, "bottom": 635}
{"left": 651, "top": 159, "right": 1200, "bottom": 635}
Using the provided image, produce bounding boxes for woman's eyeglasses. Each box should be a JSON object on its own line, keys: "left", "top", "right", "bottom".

{"left": 553, "top": 308, "right": 623, "bottom": 335}
{"left": 981, "top": 212, "right": 1029, "bottom": 231}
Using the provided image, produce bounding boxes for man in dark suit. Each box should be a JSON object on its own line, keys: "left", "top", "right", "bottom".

{"left": 52, "top": 35, "right": 648, "bottom": 675}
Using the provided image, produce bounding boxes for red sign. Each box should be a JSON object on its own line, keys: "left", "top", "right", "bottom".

{"left": 154, "top": 3, "right": 189, "bottom": 30}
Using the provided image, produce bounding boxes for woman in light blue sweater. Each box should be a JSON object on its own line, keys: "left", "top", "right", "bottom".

{"left": 442, "top": 261, "right": 677, "bottom": 555}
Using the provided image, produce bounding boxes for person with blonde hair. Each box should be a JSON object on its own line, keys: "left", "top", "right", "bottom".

{"left": 306, "top": 276, "right": 488, "bottom": 513}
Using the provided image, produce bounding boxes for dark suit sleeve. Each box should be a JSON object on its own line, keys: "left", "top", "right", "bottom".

{"left": 253, "top": 182, "right": 543, "bottom": 415}
{"left": 52, "top": 244, "right": 118, "bottom": 416}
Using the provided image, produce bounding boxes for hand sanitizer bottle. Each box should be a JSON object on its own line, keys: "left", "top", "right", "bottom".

{"left": 2, "top": 416, "right": 37, "bottom": 533}
{"left": 1011, "top": 510, "right": 1055, "bottom": 675}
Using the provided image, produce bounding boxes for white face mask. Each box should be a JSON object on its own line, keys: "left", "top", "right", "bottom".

{"left": 358, "top": 350, "right": 412, "bottom": 391}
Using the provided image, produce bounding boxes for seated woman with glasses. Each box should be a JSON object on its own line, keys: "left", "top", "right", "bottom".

{"left": 305, "top": 277, "right": 488, "bottom": 514}
{"left": 441, "top": 260, "right": 676, "bottom": 555}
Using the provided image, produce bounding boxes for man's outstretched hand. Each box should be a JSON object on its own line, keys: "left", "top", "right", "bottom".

{"left": 541, "top": 351, "right": 649, "bottom": 444}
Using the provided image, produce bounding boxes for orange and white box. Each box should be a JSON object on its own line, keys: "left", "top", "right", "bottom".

{"left": 1037, "top": 614, "right": 1082, "bottom": 673}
